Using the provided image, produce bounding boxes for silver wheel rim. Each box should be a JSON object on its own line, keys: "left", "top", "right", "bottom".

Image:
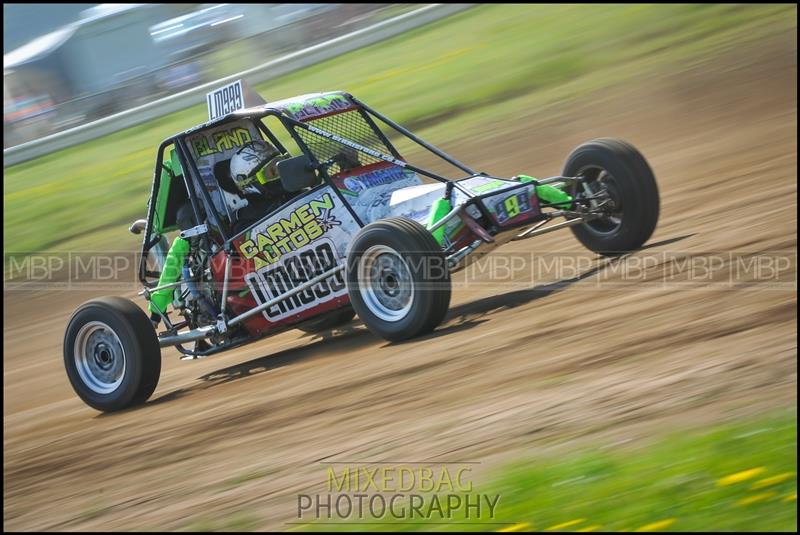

{"left": 358, "top": 245, "right": 415, "bottom": 322}
{"left": 577, "top": 166, "right": 623, "bottom": 236}
{"left": 74, "top": 321, "right": 126, "bottom": 395}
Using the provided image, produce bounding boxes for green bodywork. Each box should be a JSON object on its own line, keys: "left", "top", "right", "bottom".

{"left": 152, "top": 149, "right": 183, "bottom": 235}
{"left": 148, "top": 236, "right": 190, "bottom": 315}
{"left": 518, "top": 174, "right": 574, "bottom": 207}
{"left": 470, "top": 179, "right": 508, "bottom": 194}
{"left": 426, "top": 175, "right": 575, "bottom": 246}
{"left": 427, "top": 197, "right": 453, "bottom": 245}
{"left": 148, "top": 149, "right": 188, "bottom": 315}
{"left": 282, "top": 93, "right": 351, "bottom": 119}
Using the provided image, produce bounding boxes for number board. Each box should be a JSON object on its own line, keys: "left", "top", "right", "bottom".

{"left": 482, "top": 184, "right": 541, "bottom": 227}
{"left": 207, "top": 80, "right": 245, "bottom": 121}
{"left": 493, "top": 191, "right": 533, "bottom": 224}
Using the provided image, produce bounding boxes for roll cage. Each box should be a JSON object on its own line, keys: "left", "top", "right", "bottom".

{"left": 138, "top": 91, "right": 493, "bottom": 287}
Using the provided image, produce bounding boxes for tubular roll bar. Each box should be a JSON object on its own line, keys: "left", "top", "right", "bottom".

{"left": 141, "top": 94, "right": 502, "bottom": 345}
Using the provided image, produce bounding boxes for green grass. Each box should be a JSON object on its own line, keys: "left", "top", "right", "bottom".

{"left": 219, "top": 467, "right": 278, "bottom": 491}
{"left": 298, "top": 412, "right": 797, "bottom": 532}
{"left": 3, "top": 4, "right": 796, "bottom": 254}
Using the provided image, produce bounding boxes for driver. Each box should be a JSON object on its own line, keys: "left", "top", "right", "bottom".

{"left": 228, "top": 140, "right": 289, "bottom": 232}
{"left": 152, "top": 140, "right": 290, "bottom": 328}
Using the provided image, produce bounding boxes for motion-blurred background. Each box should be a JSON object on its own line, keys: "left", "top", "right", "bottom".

{"left": 3, "top": 3, "right": 415, "bottom": 147}
{"left": 4, "top": 4, "right": 796, "bottom": 532}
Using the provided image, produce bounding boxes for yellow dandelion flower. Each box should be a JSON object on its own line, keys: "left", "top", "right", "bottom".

{"left": 736, "top": 492, "right": 776, "bottom": 505}
{"left": 546, "top": 519, "right": 586, "bottom": 531}
{"left": 634, "top": 519, "right": 677, "bottom": 532}
{"left": 497, "top": 522, "right": 533, "bottom": 533}
{"left": 751, "top": 472, "right": 796, "bottom": 489}
{"left": 717, "top": 467, "right": 767, "bottom": 486}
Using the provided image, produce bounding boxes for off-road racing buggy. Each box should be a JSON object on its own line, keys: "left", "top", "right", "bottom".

{"left": 64, "top": 85, "right": 660, "bottom": 412}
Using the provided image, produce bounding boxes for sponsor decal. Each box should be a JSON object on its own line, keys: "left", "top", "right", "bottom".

{"left": 285, "top": 94, "right": 354, "bottom": 121}
{"left": 470, "top": 179, "right": 508, "bottom": 194}
{"left": 337, "top": 166, "right": 422, "bottom": 223}
{"left": 400, "top": 208, "right": 431, "bottom": 222}
{"left": 234, "top": 186, "right": 360, "bottom": 323}
{"left": 238, "top": 192, "right": 341, "bottom": 271}
{"left": 189, "top": 126, "right": 253, "bottom": 158}
{"left": 459, "top": 176, "right": 526, "bottom": 196}
{"left": 245, "top": 237, "right": 346, "bottom": 321}
{"left": 341, "top": 166, "right": 409, "bottom": 194}
{"left": 305, "top": 124, "right": 405, "bottom": 167}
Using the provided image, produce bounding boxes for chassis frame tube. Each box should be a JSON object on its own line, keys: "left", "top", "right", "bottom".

{"left": 536, "top": 175, "right": 580, "bottom": 185}
{"left": 350, "top": 95, "right": 477, "bottom": 176}
{"left": 159, "top": 325, "right": 216, "bottom": 347}
{"left": 280, "top": 113, "right": 477, "bottom": 200}
{"left": 219, "top": 252, "right": 232, "bottom": 317}
{"left": 139, "top": 279, "right": 184, "bottom": 297}
{"left": 159, "top": 264, "right": 346, "bottom": 347}
{"left": 512, "top": 217, "right": 587, "bottom": 240}
{"left": 428, "top": 204, "right": 463, "bottom": 234}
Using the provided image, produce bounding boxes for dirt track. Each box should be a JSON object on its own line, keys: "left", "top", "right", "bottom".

{"left": 4, "top": 33, "right": 797, "bottom": 530}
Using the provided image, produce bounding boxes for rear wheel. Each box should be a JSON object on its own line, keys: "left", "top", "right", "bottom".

{"left": 563, "top": 138, "right": 660, "bottom": 255}
{"left": 346, "top": 217, "right": 451, "bottom": 342}
{"left": 64, "top": 297, "right": 161, "bottom": 412}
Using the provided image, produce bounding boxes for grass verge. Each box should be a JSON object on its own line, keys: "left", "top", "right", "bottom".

{"left": 294, "top": 412, "right": 796, "bottom": 532}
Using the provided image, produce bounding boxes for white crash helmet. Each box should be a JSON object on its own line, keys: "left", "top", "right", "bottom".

{"left": 195, "top": 155, "right": 249, "bottom": 215}
{"left": 229, "top": 140, "right": 283, "bottom": 195}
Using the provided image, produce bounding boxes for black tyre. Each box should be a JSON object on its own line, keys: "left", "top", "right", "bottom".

{"left": 346, "top": 217, "right": 451, "bottom": 342}
{"left": 64, "top": 296, "right": 161, "bottom": 412}
{"left": 296, "top": 307, "right": 356, "bottom": 333}
{"left": 563, "top": 138, "right": 660, "bottom": 255}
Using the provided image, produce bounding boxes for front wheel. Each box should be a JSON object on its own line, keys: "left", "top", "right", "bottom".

{"left": 564, "top": 138, "right": 660, "bottom": 255}
{"left": 346, "top": 217, "right": 451, "bottom": 342}
{"left": 64, "top": 297, "right": 161, "bottom": 412}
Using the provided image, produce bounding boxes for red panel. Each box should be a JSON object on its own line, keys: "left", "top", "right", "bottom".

{"left": 211, "top": 247, "right": 352, "bottom": 337}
